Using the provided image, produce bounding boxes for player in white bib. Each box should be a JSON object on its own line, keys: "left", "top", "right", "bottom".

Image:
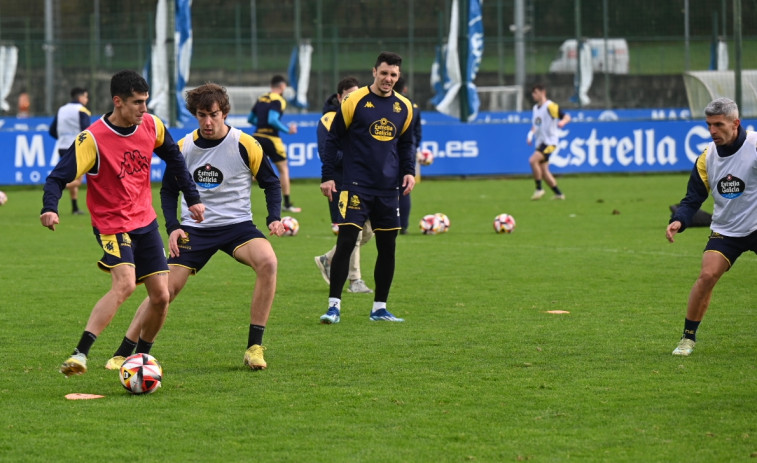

{"left": 107, "top": 83, "right": 285, "bottom": 370}
{"left": 667, "top": 97, "right": 757, "bottom": 356}
{"left": 527, "top": 84, "right": 570, "bottom": 200}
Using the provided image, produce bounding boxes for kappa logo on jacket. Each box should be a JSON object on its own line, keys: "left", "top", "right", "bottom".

{"left": 118, "top": 150, "right": 150, "bottom": 179}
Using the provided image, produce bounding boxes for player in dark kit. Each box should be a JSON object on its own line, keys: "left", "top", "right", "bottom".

{"left": 319, "top": 51, "right": 415, "bottom": 323}
{"left": 249, "top": 75, "right": 300, "bottom": 212}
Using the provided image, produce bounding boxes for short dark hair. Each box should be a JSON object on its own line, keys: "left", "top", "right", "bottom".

{"left": 374, "top": 51, "right": 402, "bottom": 69}
{"left": 70, "top": 87, "right": 87, "bottom": 99}
{"left": 110, "top": 70, "right": 149, "bottom": 100}
{"left": 185, "top": 82, "right": 231, "bottom": 116}
{"left": 531, "top": 83, "right": 546, "bottom": 93}
{"left": 337, "top": 76, "right": 360, "bottom": 95}
{"left": 271, "top": 75, "right": 288, "bottom": 87}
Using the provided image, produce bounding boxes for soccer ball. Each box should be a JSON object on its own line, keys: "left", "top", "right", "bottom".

{"left": 119, "top": 353, "right": 163, "bottom": 395}
{"left": 493, "top": 213, "right": 516, "bottom": 234}
{"left": 0, "top": 191, "right": 7, "bottom": 206}
{"left": 419, "top": 214, "right": 442, "bottom": 235}
{"left": 416, "top": 149, "right": 434, "bottom": 166}
{"left": 434, "top": 213, "right": 450, "bottom": 233}
{"left": 281, "top": 216, "right": 299, "bottom": 236}
{"left": 331, "top": 223, "right": 340, "bottom": 235}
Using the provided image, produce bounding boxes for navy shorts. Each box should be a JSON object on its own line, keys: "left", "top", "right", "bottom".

{"left": 336, "top": 190, "right": 400, "bottom": 231}
{"left": 168, "top": 221, "right": 267, "bottom": 273}
{"left": 704, "top": 229, "right": 757, "bottom": 268}
{"left": 95, "top": 223, "right": 168, "bottom": 283}
{"left": 536, "top": 143, "right": 557, "bottom": 162}
{"left": 253, "top": 135, "right": 286, "bottom": 163}
{"left": 327, "top": 191, "right": 341, "bottom": 223}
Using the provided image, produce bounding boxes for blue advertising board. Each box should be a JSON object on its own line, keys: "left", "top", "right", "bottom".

{"left": 1, "top": 112, "right": 754, "bottom": 186}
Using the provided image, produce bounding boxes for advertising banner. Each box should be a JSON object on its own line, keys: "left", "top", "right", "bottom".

{"left": 2, "top": 114, "right": 753, "bottom": 186}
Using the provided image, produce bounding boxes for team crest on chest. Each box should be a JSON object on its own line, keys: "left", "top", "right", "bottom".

{"left": 393, "top": 102, "right": 402, "bottom": 113}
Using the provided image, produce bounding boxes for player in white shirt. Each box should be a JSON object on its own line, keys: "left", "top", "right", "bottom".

{"left": 107, "top": 83, "right": 285, "bottom": 370}
{"left": 527, "top": 84, "right": 571, "bottom": 200}
{"left": 49, "top": 87, "right": 91, "bottom": 214}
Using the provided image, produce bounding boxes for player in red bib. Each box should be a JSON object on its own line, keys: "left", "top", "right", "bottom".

{"left": 41, "top": 70, "right": 205, "bottom": 377}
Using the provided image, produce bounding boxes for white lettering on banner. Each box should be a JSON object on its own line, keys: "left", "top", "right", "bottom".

{"left": 287, "top": 142, "right": 318, "bottom": 167}
{"left": 15, "top": 134, "right": 46, "bottom": 167}
{"left": 651, "top": 109, "right": 691, "bottom": 120}
{"left": 684, "top": 125, "right": 712, "bottom": 163}
{"left": 552, "top": 129, "right": 677, "bottom": 168}
{"left": 420, "top": 140, "right": 479, "bottom": 158}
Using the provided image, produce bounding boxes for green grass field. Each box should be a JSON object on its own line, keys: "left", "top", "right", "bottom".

{"left": 1, "top": 174, "right": 756, "bottom": 462}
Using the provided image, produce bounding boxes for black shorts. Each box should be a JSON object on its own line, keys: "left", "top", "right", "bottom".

{"left": 95, "top": 223, "right": 168, "bottom": 283}
{"left": 168, "top": 221, "right": 267, "bottom": 273}
{"left": 704, "top": 229, "right": 757, "bottom": 268}
{"left": 335, "top": 190, "right": 400, "bottom": 231}
{"left": 327, "top": 191, "right": 341, "bottom": 223}
{"left": 253, "top": 134, "right": 286, "bottom": 163}
{"left": 536, "top": 143, "right": 557, "bottom": 162}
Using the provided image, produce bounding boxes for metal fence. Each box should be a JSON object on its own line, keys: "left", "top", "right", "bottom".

{"left": 0, "top": 0, "right": 755, "bottom": 117}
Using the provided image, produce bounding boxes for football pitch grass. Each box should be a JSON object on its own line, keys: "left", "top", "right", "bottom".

{"left": 2, "top": 174, "right": 756, "bottom": 462}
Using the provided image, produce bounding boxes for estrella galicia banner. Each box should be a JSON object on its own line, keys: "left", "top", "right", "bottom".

{"left": 1, "top": 114, "right": 754, "bottom": 186}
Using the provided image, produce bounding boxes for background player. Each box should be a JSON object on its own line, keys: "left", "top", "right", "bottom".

{"left": 49, "top": 87, "right": 91, "bottom": 215}
{"left": 248, "top": 75, "right": 300, "bottom": 212}
{"left": 527, "top": 83, "right": 570, "bottom": 200}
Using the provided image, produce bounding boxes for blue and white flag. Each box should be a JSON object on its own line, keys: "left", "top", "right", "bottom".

{"left": 0, "top": 45, "right": 18, "bottom": 112}
{"left": 430, "top": 45, "right": 447, "bottom": 103}
{"left": 465, "top": 0, "right": 484, "bottom": 118}
{"left": 288, "top": 43, "right": 313, "bottom": 110}
{"left": 431, "top": 0, "right": 483, "bottom": 122}
{"left": 174, "top": 0, "right": 193, "bottom": 127}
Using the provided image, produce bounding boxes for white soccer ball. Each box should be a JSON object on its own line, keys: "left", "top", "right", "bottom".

{"left": 0, "top": 191, "right": 7, "bottom": 206}
{"left": 493, "top": 213, "right": 516, "bottom": 234}
{"left": 419, "top": 214, "right": 442, "bottom": 235}
{"left": 119, "top": 353, "right": 163, "bottom": 395}
{"left": 416, "top": 149, "right": 434, "bottom": 166}
{"left": 434, "top": 213, "right": 450, "bottom": 233}
{"left": 281, "top": 216, "right": 299, "bottom": 236}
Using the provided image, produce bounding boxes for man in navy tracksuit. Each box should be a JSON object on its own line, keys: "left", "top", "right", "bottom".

{"left": 318, "top": 51, "right": 415, "bottom": 324}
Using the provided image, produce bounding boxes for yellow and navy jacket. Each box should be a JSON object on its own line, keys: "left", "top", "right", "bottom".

{"left": 321, "top": 86, "right": 415, "bottom": 195}
{"left": 248, "top": 92, "right": 290, "bottom": 137}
